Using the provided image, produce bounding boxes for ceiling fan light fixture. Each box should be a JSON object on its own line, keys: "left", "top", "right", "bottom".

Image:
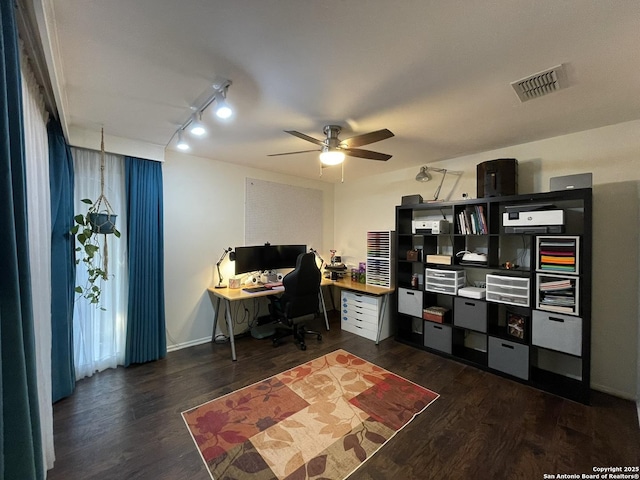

{"left": 415, "top": 166, "right": 432, "bottom": 182}
{"left": 320, "top": 147, "right": 345, "bottom": 165}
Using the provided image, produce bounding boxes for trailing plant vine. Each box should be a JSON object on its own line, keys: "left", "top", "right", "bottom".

{"left": 71, "top": 198, "right": 121, "bottom": 308}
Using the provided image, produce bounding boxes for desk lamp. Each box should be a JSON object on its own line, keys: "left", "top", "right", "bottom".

{"left": 309, "top": 248, "right": 325, "bottom": 268}
{"left": 215, "top": 247, "right": 235, "bottom": 289}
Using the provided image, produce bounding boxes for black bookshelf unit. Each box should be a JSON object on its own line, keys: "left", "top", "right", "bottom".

{"left": 394, "top": 188, "right": 592, "bottom": 404}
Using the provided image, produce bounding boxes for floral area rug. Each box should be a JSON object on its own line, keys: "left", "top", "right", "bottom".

{"left": 182, "top": 349, "right": 439, "bottom": 479}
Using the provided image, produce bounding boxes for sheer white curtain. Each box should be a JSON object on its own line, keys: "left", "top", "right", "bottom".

{"left": 71, "top": 147, "right": 128, "bottom": 379}
{"left": 20, "top": 47, "right": 55, "bottom": 470}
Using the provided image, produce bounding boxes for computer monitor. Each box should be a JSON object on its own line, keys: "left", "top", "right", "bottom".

{"left": 234, "top": 244, "right": 306, "bottom": 274}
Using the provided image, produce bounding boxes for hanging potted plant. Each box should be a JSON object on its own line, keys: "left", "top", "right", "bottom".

{"left": 71, "top": 128, "right": 121, "bottom": 307}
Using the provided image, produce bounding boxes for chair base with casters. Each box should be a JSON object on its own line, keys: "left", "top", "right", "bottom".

{"left": 269, "top": 310, "right": 323, "bottom": 351}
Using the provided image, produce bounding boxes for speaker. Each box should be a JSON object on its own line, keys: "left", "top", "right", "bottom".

{"left": 477, "top": 159, "right": 518, "bottom": 197}
{"left": 550, "top": 173, "right": 592, "bottom": 191}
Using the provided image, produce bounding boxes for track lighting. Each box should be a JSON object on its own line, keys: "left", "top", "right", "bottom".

{"left": 169, "top": 77, "right": 233, "bottom": 152}
{"left": 319, "top": 147, "right": 345, "bottom": 165}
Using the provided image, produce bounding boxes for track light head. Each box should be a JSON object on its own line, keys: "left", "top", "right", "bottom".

{"left": 176, "top": 130, "right": 190, "bottom": 151}
{"left": 189, "top": 112, "right": 206, "bottom": 136}
{"left": 215, "top": 96, "right": 232, "bottom": 119}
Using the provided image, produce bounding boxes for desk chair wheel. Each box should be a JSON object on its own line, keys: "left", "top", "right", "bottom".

{"left": 300, "top": 344, "right": 307, "bottom": 351}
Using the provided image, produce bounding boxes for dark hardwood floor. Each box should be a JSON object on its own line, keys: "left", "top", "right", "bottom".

{"left": 48, "top": 312, "right": 640, "bottom": 480}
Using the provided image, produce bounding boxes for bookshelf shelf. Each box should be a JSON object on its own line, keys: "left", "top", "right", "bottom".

{"left": 394, "top": 188, "right": 592, "bottom": 404}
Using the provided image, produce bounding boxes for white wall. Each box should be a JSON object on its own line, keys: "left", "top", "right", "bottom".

{"left": 334, "top": 119, "right": 640, "bottom": 400}
{"left": 163, "top": 152, "right": 334, "bottom": 350}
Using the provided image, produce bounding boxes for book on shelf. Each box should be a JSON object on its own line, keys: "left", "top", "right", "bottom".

{"left": 539, "top": 279, "right": 573, "bottom": 291}
{"left": 457, "top": 206, "right": 488, "bottom": 235}
{"left": 539, "top": 304, "right": 575, "bottom": 314}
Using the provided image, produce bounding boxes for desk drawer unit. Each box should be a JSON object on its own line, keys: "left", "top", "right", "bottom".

{"left": 341, "top": 291, "right": 383, "bottom": 342}
{"left": 425, "top": 268, "right": 465, "bottom": 295}
{"left": 453, "top": 297, "right": 487, "bottom": 332}
{"left": 531, "top": 310, "right": 582, "bottom": 356}
{"left": 488, "top": 337, "right": 529, "bottom": 380}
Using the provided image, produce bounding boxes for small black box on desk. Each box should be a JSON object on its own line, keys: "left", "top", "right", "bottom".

{"left": 402, "top": 194, "right": 423, "bottom": 205}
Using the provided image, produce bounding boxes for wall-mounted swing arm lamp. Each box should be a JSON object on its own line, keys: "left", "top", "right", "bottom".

{"left": 415, "top": 165, "right": 463, "bottom": 201}
{"left": 169, "top": 77, "right": 233, "bottom": 152}
{"left": 215, "top": 247, "right": 236, "bottom": 289}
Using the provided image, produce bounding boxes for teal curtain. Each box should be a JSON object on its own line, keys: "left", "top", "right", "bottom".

{"left": 124, "top": 156, "right": 166, "bottom": 365}
{"left": 0, "top": 1, "right": 44, "bottom": 478}
{"left": 48, "top": 119, "right": 76, "bottom": 402}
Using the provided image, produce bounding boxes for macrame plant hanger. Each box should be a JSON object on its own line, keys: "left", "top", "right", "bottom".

{"left": 87, "top": 127, "right": 117, "bottom": 274}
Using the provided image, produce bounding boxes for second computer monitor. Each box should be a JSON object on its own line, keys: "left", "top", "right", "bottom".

{"left": 234, "top": 244, "right": 306, "bottom": 274}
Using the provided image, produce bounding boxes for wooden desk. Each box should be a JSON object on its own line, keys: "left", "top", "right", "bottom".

{"left": 208, "top": 277, "right": 394, "bottom": 361}
{"left": 208, "top": 282, "right": 330, "bottom": 361}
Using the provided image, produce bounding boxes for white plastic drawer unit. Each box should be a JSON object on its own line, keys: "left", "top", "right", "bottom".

{"left": 341, "top": 291, "right": 382, "bottom": 342}
{"left": 485, "top": 274, "right": 530, "bottom": 307}
{"left": 398, "top": 287, "right": 423, "bottom": 317}
{"left": 532, "top": 310, "right": 582, "bottom": 356}
{"left": 425, "top": 268, "right": 465, "bottom": 295}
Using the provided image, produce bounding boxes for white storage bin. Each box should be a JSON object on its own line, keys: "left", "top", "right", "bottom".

{"left": 425, "top": 268, "right": 465, "bottom": 295}
{"left": 488, "top": 337, "right": 529, "bottom": 380}
{"left": 532, "top": 310, "right": 582, "bottom": 356}
{"left": 398, "top": 287, "right": 423, "bottom": 317}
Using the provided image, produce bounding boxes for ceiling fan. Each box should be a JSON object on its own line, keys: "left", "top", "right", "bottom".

{"left": 268, "top": 125, "right": 394, "bottom": 165}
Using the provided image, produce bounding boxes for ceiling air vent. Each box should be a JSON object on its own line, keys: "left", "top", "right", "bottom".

{"left": 511, "top": 64, "right": 568, "bottom": 102}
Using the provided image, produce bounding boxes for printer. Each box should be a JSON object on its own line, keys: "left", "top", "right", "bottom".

{"left": 412, "top": 219, "right": 450, "bottom": 235}
{"left": 502, "top": 203, "right": 564, "bottom": 233}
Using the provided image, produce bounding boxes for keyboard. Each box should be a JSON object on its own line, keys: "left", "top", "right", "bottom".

{"left": 242, "top": 286, "right": 271, "bottom": 293}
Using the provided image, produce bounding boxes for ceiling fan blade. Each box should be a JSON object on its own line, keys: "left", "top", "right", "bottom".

{"left": 267, "top": 149, "right": 320, "bottom": 157}
{"left": 341, "top": 129, "right": 394, "bottom": 148}
{"left": 342, "top": 148, "right": 392, "bottom": 161}
{"left": 284, "top": 130, "right": 325, "bottom": 146}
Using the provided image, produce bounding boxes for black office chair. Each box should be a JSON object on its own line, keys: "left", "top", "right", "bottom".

{"left": 269, "top": 252, "right": 323, "bottom": 350}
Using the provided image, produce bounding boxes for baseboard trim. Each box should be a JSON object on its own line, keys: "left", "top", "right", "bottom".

{"left": 591, "top": 382, "right": 636, "bottom": 401}
{"left": 167, "top": 336, "right": 211, "bottom": 353}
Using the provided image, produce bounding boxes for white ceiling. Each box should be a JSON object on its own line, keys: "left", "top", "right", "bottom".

{"left": 37, "top": 0, "right": 640, "bottom": 183}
